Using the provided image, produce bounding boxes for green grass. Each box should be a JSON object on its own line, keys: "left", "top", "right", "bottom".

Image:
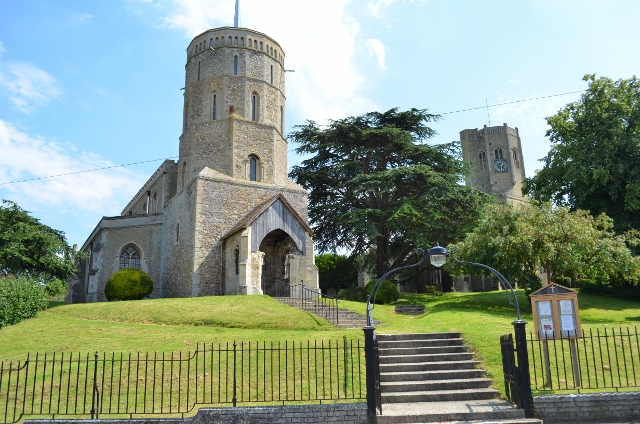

{"left": 2, "top": 290, "right": 639, "bottom": 399}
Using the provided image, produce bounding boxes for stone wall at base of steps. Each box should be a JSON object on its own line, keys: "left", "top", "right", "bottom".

{"left": 25, "top": 403, "right": 368, "bottom": 424}
{"left": 534, "top": 392, "right": 640, "bottom": 422}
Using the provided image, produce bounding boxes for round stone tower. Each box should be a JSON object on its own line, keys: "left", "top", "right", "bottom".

{"left": 178, "top": 27, "right": 288, "bottom": 188}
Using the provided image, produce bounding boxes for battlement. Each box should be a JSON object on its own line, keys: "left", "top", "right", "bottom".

{"left": 460, "top": 123, "right": 519, "bottom": 140}
{"left": 187, "top": 27, "right": 284, "bottom": 66}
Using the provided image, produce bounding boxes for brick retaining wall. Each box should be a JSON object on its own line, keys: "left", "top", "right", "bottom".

{"left": 534, "top": 392, "right": 640, "bottom": 422}
{"left": 25, "top": 403, "right": 368, "bottom": 424}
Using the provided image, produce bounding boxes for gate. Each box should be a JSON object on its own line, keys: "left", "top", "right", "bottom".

{"left": 500, "top": 334, "right": 519, "bottom": 405}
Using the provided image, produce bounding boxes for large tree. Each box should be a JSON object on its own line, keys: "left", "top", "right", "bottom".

{"left": 450, "top": 202, "right": 640, "bottom": 294}
{"left": 0, "top": 200, "right": 79, "bottom": 287}
{"left": 524, "top": 74, "right": 640, "bottom": 232}
{"left": 289, "top": 108, "right": 490, "bottom": 277}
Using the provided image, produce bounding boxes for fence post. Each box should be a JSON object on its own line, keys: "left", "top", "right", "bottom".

{"left": 90, "top": 351, "right": 99, "bottom": 419}
{"left": 513, "top": 320, "right": 533, "bottom": 418}
{"left": 232, "top": 341, "right": 237, "bottom": 407}
{"left": 363, "top": 325, "right": 377, "bottom": 423}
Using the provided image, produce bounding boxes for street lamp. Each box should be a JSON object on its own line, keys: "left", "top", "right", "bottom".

{"left": 427, "top": 243, "right": 521, "bottom": 320}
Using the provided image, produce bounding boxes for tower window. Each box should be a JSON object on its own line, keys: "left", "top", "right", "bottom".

{"left": 280, "top": 106, "right": 284, "bottom": 134}
{"left": 478, "top": 151, "right": 487, "bottom": 171}
{"left": 513, "top": 149, "right": 519, "bottom": 168}
{"left": 212, "top": 94, "right": 217, "bottom": 120}
{"left": 270, "top": 65, "right": 273, "bottom": 84}
{"left": 249, "top": 156, "right": 258, "bottom": 181}
{"left": 235, "top": 247, "right": 240, "bottom": 275}
{"left": 183, "top": 102, "right": 188, "bottom": 132}
{"left": 197, "top": 61, "right": 201, "bottom": 81}
{"left": 120, "top": 246, "right": 141, "bottom": 269}
{"left": 181, "top": 161, "right": 187, "bottom": 189}
{"left": 494, "top": 148, "right": 504, "bottom": 160}
{"left": 176, "top": 223, "right": 180, "bottom": 243}
{"left": 234, "top": 55, "right": 238, "bottom": 75}
{"left": 251, "top": 93, "right": 258, "bottom": 121}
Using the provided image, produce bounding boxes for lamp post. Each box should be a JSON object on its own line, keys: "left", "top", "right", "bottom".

{"left": 427, "top": 243, "right": 532, "bottom": 418}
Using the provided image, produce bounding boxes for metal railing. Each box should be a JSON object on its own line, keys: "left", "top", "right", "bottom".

{"left": 528, "top": 327, "right": 640, "bottom": 392}
{"left": 288, "top": 283, "right": 340, "bottom": 326}
{"left": 0, "top": 339, "right": 366, "bottom": 423}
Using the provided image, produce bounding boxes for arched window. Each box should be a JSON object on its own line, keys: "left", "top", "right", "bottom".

{"left": 512, "top": 149, "right": 519, "bottom": 168}
{"left": 234, "top": 246, "right": 240, "bottom": 275}
{"left": 197, "top": 61, "right": 201, "bottom": 81}
{"left": 249, "top": 156, "right": 258, "bottom": 181}
{"left": 478, "top": 151, "right": 487, "bottom": 171}
{"left": 212, "top": 94, "right": 217, "bottom": 120}
{"left": 120, "top": 246, "right": 141, "bottom": 269}
{"left": 494, "top": 148, "right": 504, "bottom": 160}
{"left": 181, "top": 161, "right": 187, "bottom": 189}
{"left": 270, "top": 65, "right": 273, "bottom": 84}
{"left": 251, "top": 93, "right": 258, "bottom": 121}
{"left": 233, "top": 55, "right": 238, "bottom": 75}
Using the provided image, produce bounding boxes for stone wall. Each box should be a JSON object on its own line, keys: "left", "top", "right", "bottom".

{"left": 533, "top": 392, "right": 640, "bottom": 423}
{"left": 25, "top": 403, "right": 367, "bottom": 424}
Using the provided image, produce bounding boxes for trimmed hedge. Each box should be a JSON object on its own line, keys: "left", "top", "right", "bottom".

{"left": 364, "top": 279, "right": 399, "bottom": 304}
{"left": 105, "top": 268, "right": 153, "bottom": 301}
{"left": 0, "top": 275, "right": 49, "bottom": 328}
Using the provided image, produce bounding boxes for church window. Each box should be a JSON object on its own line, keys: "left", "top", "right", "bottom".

{"left": 260, "top": 41, "right": 263, "bottom": 50}
{"left": 197, "top": 61, "right": 201, "bottom": 81}
{"left": 241, "top": 37, "right": 245, "bottom": 46}
{"left": 228, "top": 36, "right": 232, "bottom": 45}
{"left": 270, "top": 65, "right": 273, "bottom": 84}
{"left": 212, "top": 94, "right": 217, "bottom": 120}
{"left": 209, "top": 38, "right": 213, "bottom": 47}
{"left": 119, "top": 246, "right": 141, "bottom": 270}
{"left": 254, "top": 40, "right": 258, "bottom": 48}
{"left": 183, "top": 102, "right": 188, "bottom": 132}
{"left": 249, "top": 156, "right": 258, "bottom": 181}
{"left": 152, "top": 192, "right": 158, "bottom": 213}
{"left": 181, "top": 161, "right": 187, "bottom": 189}
{"left": 176, "top": 223, "right": 180, "bottom": 243}
{"left": 234, "top": 36, "right": 238, "bottom": 45}
{"left": 513, "top": 149, "right": 519, "bottom": 168}
{"left": 494, "top": 148, "right": 504, "bottom": 160}
{"left": 234, "top": 247, "right": 240, "bottom": 275}
{"left": 478, "top": 151, "right": 487, "bottom": 171}
{"left": 234, "top": 55, "right": 238, "bottom": 75}
{"left": 251, "top": 93, "right": 259, "bottom": 121}
{"left": 280, "top": 106, "right": 284, "bottom": 134}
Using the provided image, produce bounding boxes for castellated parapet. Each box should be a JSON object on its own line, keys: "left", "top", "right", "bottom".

{"left": 460, "top": 123, "right": 527, "bottom": 204}
{"left": 179, "top": 27, "right": 288, "bottom": 187}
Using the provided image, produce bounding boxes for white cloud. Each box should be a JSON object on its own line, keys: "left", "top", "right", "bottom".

{"left": 367, "top": 0, "right": 398, "bottom": 17}
{"left": 0, "top": 42, "right": 6, "bottom": 55}
{"left": 0, "top": 62, "right": 62, "bottom": 113}
{"left": 155, "top": 0, "right": 377, "bottom": 124}
{"left": 0, "top": 119, "right": 146, "bottom": 215}
{"left": 72, "top": 13, "right": 94, "bottom": 22}
{"left": 366, "top": 38, "right": 386, "bottom": 70}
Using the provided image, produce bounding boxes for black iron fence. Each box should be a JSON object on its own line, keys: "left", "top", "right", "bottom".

{"left": 528, "top": 327, "right": 640, "bottom": 392}
{"left": 0, "top": 339, "right": 366, "bottom": 423}
{"left": 288, "top": 283, "right": 341, "bottom": 326}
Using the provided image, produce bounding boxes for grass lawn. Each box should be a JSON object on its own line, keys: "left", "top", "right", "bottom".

{"left": 1, "top": 290, "right": 639, "bottom": 398}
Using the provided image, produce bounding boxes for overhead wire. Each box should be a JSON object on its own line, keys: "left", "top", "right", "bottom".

{"left": 0, "top": 89, "right": 586, "bottom": 186}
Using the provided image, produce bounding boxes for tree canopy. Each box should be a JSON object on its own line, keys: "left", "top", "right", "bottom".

{"left": 315, "top": 253, "right": 359, "bottom": 292}
{"left": 0, "top": 200, "right": 79, "bottom": 284}
{"left": 289, "top": 108, "right": 490, "bottom": 278}
{"left": 524, "top": 74, "right": 640, "bottom": 232}
{"left": 449, "top": 202, "right": 640, "bottom": 294}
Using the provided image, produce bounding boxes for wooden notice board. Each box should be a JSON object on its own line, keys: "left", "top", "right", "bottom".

{"left": 530, "top": 283, "right": 581, "bottom": 339}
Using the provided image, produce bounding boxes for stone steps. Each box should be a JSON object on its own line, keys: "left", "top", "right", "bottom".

{"left": 376, "top": 333, "right": 533, "bottom": 423}
{"left": 272, "top": 296, "right": 368, "bottom": 329}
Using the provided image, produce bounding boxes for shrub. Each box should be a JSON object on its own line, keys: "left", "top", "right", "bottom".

{"left": 0, "top": 275, "right": 49, "bottom": 328}
{"left": 364, "top": 279, "right": 399, "bottom": 304}
{"left": 554, "top": 276, "right": 572, "bottom": 287}
{"left": 105, "top": 269, "right": 153, "bottom": 301}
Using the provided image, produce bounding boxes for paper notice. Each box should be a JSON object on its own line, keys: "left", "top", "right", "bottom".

{"left": 541, "top": 318, "right": 554, "bottom": 335}
{"left": 538, "top": 301, "right": 552, "bottom": 316}
{"left": 561, "top": 315, "right": 575, "bottom": 331}
{"left": 559, "top": 299, "right": 573, "bottom": 315}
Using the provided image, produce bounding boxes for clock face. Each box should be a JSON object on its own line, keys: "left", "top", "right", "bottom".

{"left": 494, "top": 159, "right": 509, "bottom": 173}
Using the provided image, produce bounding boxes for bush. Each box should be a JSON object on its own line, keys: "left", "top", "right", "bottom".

{"left": 0, "top": 275, "right": 49, "bottom": 328}
{"left": 364, "top": 279, "right": 399, "bottom": 304}
{"left": 105, "top": 269, "right": 153, "bottom": 301}
{"left": 554, "top": 276, "right": 572, "bottom": 287}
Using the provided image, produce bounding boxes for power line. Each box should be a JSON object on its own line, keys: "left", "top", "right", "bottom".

{"left": 0, "top": 89, "right": 586, "bottom": 187}
{"left": 0, "top": 157, "right": 178, "bottom": 186}
{"left": 438, "top": 90, "right": 585, "bottom": 115}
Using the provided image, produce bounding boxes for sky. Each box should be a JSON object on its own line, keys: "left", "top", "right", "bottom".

{"left": 1, "top": 0, "right": 639, "bottom": 247}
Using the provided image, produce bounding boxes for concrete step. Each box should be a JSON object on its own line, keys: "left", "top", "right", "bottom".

{"left": 380, "top": 346, "right": 470, "bottom": 356}
{"left": 377, "top": 400, "right": 533, "bottom": 423}
{"left": 380, "top": 360, "right": 481, "bottom": 373}
{"left": 380, "top": 352, "right": 475, "bottom": 364}
{"left": 381, "top": 368, "right": 487, "bottom": 382}
{"left": 381, "top": 388, "right": 500, "bottom": 403}
{"left": 377, "top": 333, "right": 461, "bottom": 342}
{"left": 382, "top": 378, "right": 493, "bottom": 393}
{"left": 379, "top": 338, "right": 465, "bottom": 348}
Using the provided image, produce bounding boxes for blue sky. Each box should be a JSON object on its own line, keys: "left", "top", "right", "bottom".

{"left": 1, "top": 0, "right": 639, "bottom": 247}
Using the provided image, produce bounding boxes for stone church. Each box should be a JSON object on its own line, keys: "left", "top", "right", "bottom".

{"left": 68, "top": 26, "right": 319, "bottom": 303}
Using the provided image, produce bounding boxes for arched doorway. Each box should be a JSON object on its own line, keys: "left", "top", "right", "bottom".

{"left": 259, "top": 229, "right": 301, "bottom": 296}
